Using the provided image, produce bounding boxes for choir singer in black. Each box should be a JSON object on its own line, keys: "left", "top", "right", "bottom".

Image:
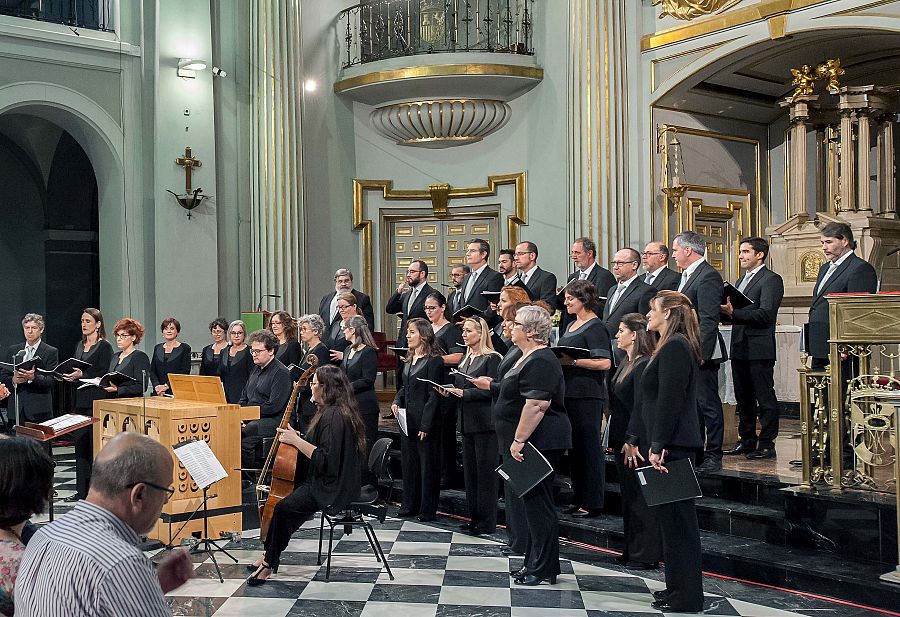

{"left": 200, "top": 317, "right": 229, "bottom": 376}
{"left": 219, "top": 320, "right": 251, "bottom": 404}
{"left": 105, "top": 318, "right": 151, "bottom": 398}
{"left": 1, "top": 313, "right": 59, "bottom": 423}
{"left": 149, "top": 317, "right": 191, "bottom": 396}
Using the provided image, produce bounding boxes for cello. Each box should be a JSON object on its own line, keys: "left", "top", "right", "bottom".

{"left": 256, "top": 353, "right": 318, "bottom": 539}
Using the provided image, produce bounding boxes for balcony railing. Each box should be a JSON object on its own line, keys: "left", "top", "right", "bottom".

{"left": 0, "top": 0, "right": 113, "bottom": 32}
{"left": 339, "top": 0, "right": 535, "bottom": 69}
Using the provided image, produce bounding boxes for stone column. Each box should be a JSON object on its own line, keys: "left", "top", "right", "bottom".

{"left": 838, "top": 108, "right": 855, "bottom": 213}
{"left": 857, "top": 110, "right": 872, "bottom": 213}
{"left": 778, "top": 95, "right": 816, "bottom": 219}
{"left": 879, "top": 115, "right": 896, "bottom": 216}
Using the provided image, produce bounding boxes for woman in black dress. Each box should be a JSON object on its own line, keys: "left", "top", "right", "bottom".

{"left": 472, "top": 305, "right": 571, "bottom": 586}
{"left": 442, "top": 317, "right": 501, "bottom": 535}
{"left": 269, "top": 310, "right": 302, "bottom": 368}
{"left": 391, "top": 318, "right": 444, "bottom": 521}
{"left": 327, "top": 293, "right": 361, "bottom": 363}
{"left": 149, "top": 317, "right": 191, "bottom": 395}
{"left": 200, "top": 317, "right": 229, "bottom": 376}
{"left": 105, "top": 318, "right": 151, "bottom": 398}
{"left": 559, "top": 280, "right": 611, "bottom": 518}
{"left": 60, "top": 308, "right": 113, "bottom": 500}
{"left": 610, "top": 313, "right": 660, "bottom": 569}
{"left": 424, "top": 291, "right": 464, "bottom": 487}
{"left": 340, "top": 315, "right": 380, "bottom": 483}
{"left": 219, "top": 320, "right": 251, "bottom": 404}
{"left": 625, "top": 291, "right": 704, "bottom": 613}
{"left": 246, "top": 365, "right": 366, "bottom": 586}
{"left": 295, "top": 314, "right": 332, "bottom": 433}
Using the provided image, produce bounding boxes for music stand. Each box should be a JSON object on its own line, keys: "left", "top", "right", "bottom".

{"left": 171, "top": 439, "right": 237, "bottom": 582}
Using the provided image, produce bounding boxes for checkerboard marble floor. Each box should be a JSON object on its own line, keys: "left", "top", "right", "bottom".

{"left": 42, "top": 448, "right": 889, "bottom": 617}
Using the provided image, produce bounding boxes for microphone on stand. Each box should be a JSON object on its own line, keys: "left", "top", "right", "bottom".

{"left": 877, "top": 247, "right": 900, "bottom": 293}
{"left": 256, "top": 294, "right": 281, "bottom": 311}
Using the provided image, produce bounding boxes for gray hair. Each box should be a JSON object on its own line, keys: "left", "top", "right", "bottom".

{"left": 334, "top": 268, "right": 354, "bottom": 280}
{"left": 673, "top": 231, "right": 706, "bottom": 256}
{"left": 298, "top": 314, "right": 325, "bottom": 338}
{"left": 22, "top": 313, "right": 45, "bottom": 330}
{"left": 344, "top": 315, "right": 377, "bottom": 348}
{"left": 516, "top": 305, "right": 553, "bottom": 345}
{"left": 228, "top": 319, "right": 246, "bottom": 337}
{"left": 90, "top": 434, "right": 170, "bottom": 495}
{"left": 574, "top": 237, "right": 596, "bottom": 258}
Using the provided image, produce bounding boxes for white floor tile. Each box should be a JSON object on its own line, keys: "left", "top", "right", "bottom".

{"left": 300, "top": 580, "right": 374, "bottom": 601}
{"left": 213, "top": 597, "right": 295, "bottom": 616}
{"left": 439, "top": 585, "right": 511, "bottom": 606}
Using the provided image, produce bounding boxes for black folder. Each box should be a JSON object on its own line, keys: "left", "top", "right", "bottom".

{"left": 495, "top": 442, "right": 553, "bottom": 497}
{"left": 723, "top": 281, "right": 753, "bottom": 310}
{"left": 38, "top": 357, "right": 92, "bottom": 378}
{"left": 0, "top": 357, "right": 42, "bottom": 372}
{"left": 389, "top": 346, "right": 409, "bottom": 357}
{"left": 550, "top": 346, "right": 593, "bottom": 360}
{"left": 452, "top": 305, "right": 484, "bottom": 321}
{"left": 635, "top": 458, "right": 702, "bottom": 506}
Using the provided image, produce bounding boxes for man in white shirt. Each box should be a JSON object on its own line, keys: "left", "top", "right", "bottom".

{"left": 497, "top": 249, "right": 519, "bottom": 285}
{"left": 603, "top": 248, "right": 655, "bottom": 335}
{"left": 0, "top": 313, "right": 59, "bottom": 423}
{"left": 641, "top": 241, "right": 681, "bottom": 291}
{"left": 557, "top": 237, "right": 615, "bottom": 332}
{"left": 456, "top": 239, "right": 503, "bottom": 313}
{"left": 514, "top": 241, "right": 558, "bottom": 307}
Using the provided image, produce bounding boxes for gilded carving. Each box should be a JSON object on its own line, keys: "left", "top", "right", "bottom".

{"left": 789, "top": 58, "right": 844, "bottom": 102}
{"left": 800, "top": 251, "right": 825, "bottom": 282}
{"left": 653, "top": 0, "right": 741, "bottom": 20}
{"left": 789, "top": 65, "right": 817, "bottom": 103}
{"left": 815, "top": 58, "right": 845, "bottom": 94}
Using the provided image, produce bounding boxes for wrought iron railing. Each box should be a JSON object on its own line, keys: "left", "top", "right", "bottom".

{"left": 338, "top": 0, "right": 535, "bottom": 69}
{"left": 0, "top": 0, "right": 113, "bottom": 32}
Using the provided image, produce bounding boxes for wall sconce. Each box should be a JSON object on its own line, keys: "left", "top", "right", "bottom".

{"left": 657, "top": 125, "right": 688, "bottom": 207}
{"left": 178, "top": 58, "right": 208, "bottom": 78}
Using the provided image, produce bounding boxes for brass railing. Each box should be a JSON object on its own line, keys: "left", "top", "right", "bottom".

{"left": 338, "top": 0, "right": 536, "bottom": 69}
{"left": 0, "top": 0, "right": 113, "bottom": 31}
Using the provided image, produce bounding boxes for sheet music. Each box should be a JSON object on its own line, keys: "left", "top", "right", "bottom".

{"left": 40, "top": 414, "right": 92, "bottom": 431}
{"left": 396, "top": 407, "right": 409, "bottom": 436}
{"left": 77, "top": 377, "right": 102, "bottom": 389}
{"left": 172, "top": 439, "right": 228, "bottom": 489}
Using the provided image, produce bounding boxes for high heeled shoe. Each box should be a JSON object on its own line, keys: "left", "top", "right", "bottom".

{"left": 246, "top": 563, "right": 275, "bottom": 586}
{"left": 509, "top": 566, "right": 527, "bottom": 578}
{"left": 514, "top": 573, "right": 557, "bottom": 586}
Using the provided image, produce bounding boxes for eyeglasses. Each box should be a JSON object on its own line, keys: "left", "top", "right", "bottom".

{"left": 406, "top": 269, "right": 422, "bottom": 274}
{"left": 512, "top": 321, "right": 524, "bottom": 328}
{"left": 115, "top": 333, "right": 132, "bottom": 339}
{"left": 642, "top": 251, "right": 661, "bottom": 257}
{"left": 249, "top": 348, "right": 267, "bottom": 356}
{"left": 423, "top": 306, "right": 440, "bottom": 311}
{"left": 336, "top": 304, "right": 352, "bottom": 310}
{"left": 129, "top": 481, "right": 175, "bottom": 503}
{"left": 611, "top": 261, "right": 638, "bottom": 266}
{"left": 514, "top": 251, "right": 533, "bottom": 256}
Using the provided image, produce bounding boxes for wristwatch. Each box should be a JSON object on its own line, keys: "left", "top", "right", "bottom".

{"left": 573, "top": 359, "right": 578, "bottom": 367}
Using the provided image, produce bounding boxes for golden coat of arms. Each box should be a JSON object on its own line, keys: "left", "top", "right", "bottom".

{"left": 653, "top": 0, "right": 742, "bottom": 20}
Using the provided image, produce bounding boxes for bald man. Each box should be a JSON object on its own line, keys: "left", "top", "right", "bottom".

{"left": 16, "top": 433, "right": 193, "bottom": 616}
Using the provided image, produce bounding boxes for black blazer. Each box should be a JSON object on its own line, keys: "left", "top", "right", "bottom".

{"left": 386, "top": 282, "right": 435, "bottom": 348}
{"left": 149, "top": 342, "right": 192, "bottom": 390}
{"left": 807, "top": 252, "right": 878, "bottom": 359}
{"left": 457, "top": 266, "right": 504, "bottom": 312}
{"left": 447, "top": 288, "right": 464, "bottom": 316}
{"left": 109, "top": 350, "right": 151, "bottom": 398}
{"left": 522, "top": 266, "right": 558, "bottom": 308}
{"left": 644, "top": 266, "right": 681, "bottom": 291}
{"left": 318, "top": 288, "right": 376, "bottom": 333}
{"left": 628, "top": 335, "right": 703, "bottom": 454}
{"left": 296, "top": 342, "right": 333, "bottom": 424}
{"left": 557, "top": 264, "right": 616, "bottom": 332}
{"left": 218, "top": 345, "right": 251, "bottom": 404}
{"left": 679, "top": 260, "right": 727, "bottom": 363}
{"left": 1, "top": 341, "right": 60, "bottom": 421}
{"left": 393, "top": 356, "right": 443, "bottom": 435}
{"left": 609, "top": 356, "right": 648, "bottom": 446}
{"left": 73, "top": 339, "right": 113, "bottom": 412}
{"left": 454, "top": 352, "right": 501, "bottom": 434}
{"left": 305, "top": 405, "right": 362, "bottom": 514}
{"left": 275, "top": 340, "right": 302, "bottom": 368}
{"left": 602, "top": 278, "right": 655, "bottom": 335}
{"left": 724, "top": 267, "right": 784, "bottom": 361}
{"left": 343, "top": 345, "right": 379, "bottom": 417}
{"left": 199, "top": 344, "right": 226, "bottom": 376}
{"left": 557, "top": 318, "right": 611, "bottom": 400}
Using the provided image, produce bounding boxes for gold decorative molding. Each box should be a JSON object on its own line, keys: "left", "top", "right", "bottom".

{"left": 653, "top": 0, "right": 742, "bottom": 21}
{"left": 800, "top": 251, "right": 825, "bottom": 282}
{"left": 353, "top": 172, "right": 527, "bottom": 296}
{"left": 334, "top": 63, "right": 545, "bottom": 93}
{"left": 641, "top": 0, "right": 832, "bottom": 51}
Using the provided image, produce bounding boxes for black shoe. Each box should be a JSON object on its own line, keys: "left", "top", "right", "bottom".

{"left": 696, "top": 457, "right": 722, "bottom": 473}
{"left": 514, "top": 573, "right": 557, "bottom": 586}
{"left": 417, "top": 514, "right": 436, "bottom": 522}
{"left": 724, "top": 442, "right": 756, "bottom": 455}
{"left": 614, "top": 555, "right": 628, "bottom": 565}
{"left": 510, "top": 566, "right": 528, "bottom": 577}
{"left": 652, "top": 589, "right": 670, "bottom": 601}
{"left": 746, "top": 448, "right": 776, "bottom": 460}
{"left": 572, "top": 508, "right": 602, "bottom": 518}
{"left": 650, "top": 599, "right": 703, "bottom": 613}
{"left": 246, "top": 563, "right": 275, "bottom": 586}
{"left": 563, "top": 504, "right": 581, "bottom": 515}
{"left": 625, "top": 561, "right": 659, "bottom": 570}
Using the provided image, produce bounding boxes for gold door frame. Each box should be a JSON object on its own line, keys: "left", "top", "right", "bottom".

{"left": 352, "top": 172, "right": 527, "bottom": 296}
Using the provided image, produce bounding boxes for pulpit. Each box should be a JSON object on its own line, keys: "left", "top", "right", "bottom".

{"left": 92, "top": 374, "right": 259, "bottom": 543}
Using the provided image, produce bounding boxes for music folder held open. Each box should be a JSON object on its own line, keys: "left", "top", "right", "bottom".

{"left": 495, "top": 442, "right": 553, "bottom": 498}
{"left": 634, "top": 458, "right": 702, "bottom": 507}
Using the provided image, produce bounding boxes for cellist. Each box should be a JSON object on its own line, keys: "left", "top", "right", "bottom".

{"left": 246, "top": 365, "right": 367, "bottom": 586}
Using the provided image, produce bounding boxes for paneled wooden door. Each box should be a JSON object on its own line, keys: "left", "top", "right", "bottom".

{"left": 386, "top": 216, "right": 499, "bottom": 338}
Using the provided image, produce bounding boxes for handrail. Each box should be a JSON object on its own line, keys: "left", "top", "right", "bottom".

{"left": 0, "top": 0, "right": 113, "bottom": 32}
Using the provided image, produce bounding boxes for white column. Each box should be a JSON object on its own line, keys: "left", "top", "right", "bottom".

{"left": 839, "top": 109, "right": 855, "bottom": 213}
{"left": 879, "top": 116, "right": 896, "bottom": 216}
{"left": 857, "top": 110, "right": 872, "bottom": 213}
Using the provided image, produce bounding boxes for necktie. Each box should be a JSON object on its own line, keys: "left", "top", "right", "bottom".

{"left": 737, "top": 272, "right": 754, "bottom": 293}
{"left": 408, "top": 286, "right": 418, "bottom": 310}
{"left": 678, "top": 272, "right": 689, "bottom": 292}
{"left": 644, "top": 272, "right": 655, "bottom": 285}
{"left": 609, "top": 283, "right": 625, "bottom": 310}
{"left": 330, "top": 294, "right": 340, "bottom": 321}
{"left": 578, "top": 271, "right": 588, "bottom": 280}
{"left": 816, "top": 262, "right": 839, "bottom": 295}
{"left": 465, "top": 271, "right": 478, "bottom": 300}
{"left": 24, "top": 345, "right": 35, "bottom": 361}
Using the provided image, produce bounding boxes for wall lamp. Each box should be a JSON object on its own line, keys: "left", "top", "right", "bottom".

{"left": 178, "top": 58, "right": 208, "bottom": 78}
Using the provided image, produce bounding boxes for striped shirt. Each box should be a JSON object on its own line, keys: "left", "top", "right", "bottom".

{"left": 14, "top": 501, "right": 170, "bottom": 617}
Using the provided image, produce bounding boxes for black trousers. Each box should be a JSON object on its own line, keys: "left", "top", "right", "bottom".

{"left": 263, "top": 483, "right": 318, "bottom": 569}
{"left": 499, "top": 435, "right": 528, "bottom": 553}
{"left": 656, "top": 448, "right": 704, "bottom": 611}
{"left": 72, "top": 405, "right": 94, "bottom": 499}
{"left": 696, "top": 363, "right": 723, "bottom": 458}
{"left": 732, "top": 359, "right": 779, "bottom": 449}
{"left": 612, "top": 441, "right": 661, "bottom": 565}
{"left": 241, "top": 418, "right": 279, "bottom": 480}
{"left": 461, "top": 430, "right": 499, "bottom": 533}
{"left": 361, "top": 411, "right": 379, "bottom": 486}
{"left": 399, "top": 432, "right": 440, "bottom": 517}
{"left": 437, "top": 396, "right": 458, "bottom": 483}
{"left": 566, "top": 397, "right": 605, "bottom": 509}
{"left": 522, "top": 449, "right": 563, "bottom": 579}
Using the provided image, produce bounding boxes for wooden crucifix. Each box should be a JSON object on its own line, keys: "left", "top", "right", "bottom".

{"left": 175, "top": 146, "right": 202, "bottom": 192}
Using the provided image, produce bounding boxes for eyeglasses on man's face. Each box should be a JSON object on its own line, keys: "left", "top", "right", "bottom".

{"left": 250, "top": 347, "right": 268, "bottom": 356}
{"left": 642, "top": 251, "right": 661, "bottom": 257}
{"left": 611, "top": 261, "right": 638, "bottom": 267}
{"left": 129, "top": 481, "right": 175, "bottom": 503}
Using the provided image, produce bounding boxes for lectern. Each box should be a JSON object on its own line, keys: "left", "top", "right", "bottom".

{"left": 93, "top": 375, "right": 260, "bottom": 543}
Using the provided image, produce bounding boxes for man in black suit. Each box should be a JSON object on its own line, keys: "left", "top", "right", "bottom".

{"left": 1, "top": 313, "right": 59, "bottom": 424}
{"left": 603, "top": 248, "right": 655, "bottom": 336}
{"left": 456, "top": 238, "right": 504, "bottom": 313}
{"left": 641, "top": 241, "right": 681, "bottom": 291}
{"left": 317, "top": 268, "right": 375, "bottom": 333}
{"left": 385, "top": 260, "right": 434, "bottom": 348}
{"left": 721, "top": 237, "right": 785, "bottom": 460}
{"left": 807, "top": 222, "right": 878, "bottom": 367}
{"left": 674, "top": 231, "right": 728, "bottom": 472}
{"left": 557, "top": 237, "right": 616, "bottom": 333}
{"left": 514, "top": 241, "right": 557, "bottom": 308}
{"left": 446, "top": 265, "right": 470, "bottom": 317}
{"left": 497, "top": 248, "right": 519, "bottom": 286}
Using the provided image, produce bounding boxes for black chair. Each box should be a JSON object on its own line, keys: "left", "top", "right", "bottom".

{"left": 317, "top": 437, "right": 395, "bottom": 582}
